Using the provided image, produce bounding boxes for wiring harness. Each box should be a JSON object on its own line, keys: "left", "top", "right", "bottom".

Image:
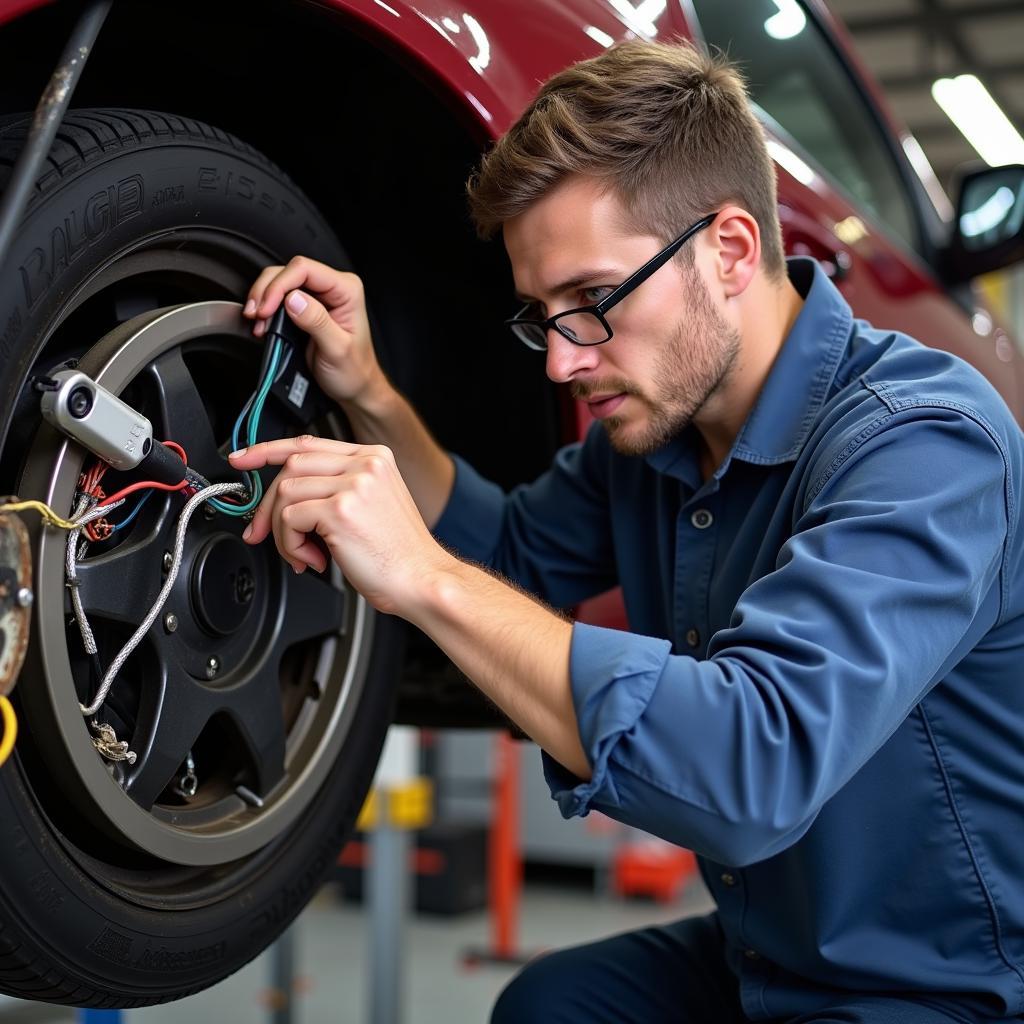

{"left": 0, "top": 320, "right": 292, "bottom": 773}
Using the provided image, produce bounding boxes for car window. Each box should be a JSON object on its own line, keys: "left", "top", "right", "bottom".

{"left": 686, "top": 0, "right": 920, "bottom": 254}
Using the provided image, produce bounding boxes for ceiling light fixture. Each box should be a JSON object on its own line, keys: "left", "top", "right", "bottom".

{"left": 931, "top": 74, "right": 1024, "bottom": 167}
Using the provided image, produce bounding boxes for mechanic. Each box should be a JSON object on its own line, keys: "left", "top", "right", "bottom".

{"left": 231, "top": 39, "right": 1024, "bottom": 1024}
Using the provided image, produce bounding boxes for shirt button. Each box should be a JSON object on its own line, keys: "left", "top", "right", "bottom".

{"left": 720, "top": 872, "right": 737, "bottom": 886}
{"left": 686, "top": 628, "right": 700, "bottom": 648}
{"left": 743, "top": 949, "right": 761, "bottom": 961}
{"left": 691, "top": 508, "right": 713, "bottom": 529}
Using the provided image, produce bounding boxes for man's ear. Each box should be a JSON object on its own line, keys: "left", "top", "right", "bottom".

{"left": 709, "top": 206, "right": 761, "bottom": 299}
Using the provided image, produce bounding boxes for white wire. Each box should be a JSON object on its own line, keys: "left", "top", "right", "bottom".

{"left": 65, "top": 495, "right": 127, "bottom": 656}
{"left": 78, "top": 482, "right": 246, "bottom": 717}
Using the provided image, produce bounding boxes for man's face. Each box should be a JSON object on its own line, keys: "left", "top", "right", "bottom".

{"left": 504, "top": 177, "right": 740, "bottom": 457}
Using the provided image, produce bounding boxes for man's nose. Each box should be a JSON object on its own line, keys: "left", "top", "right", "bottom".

{"left": 545, "top": 330, "right": 600, "bottom": 384}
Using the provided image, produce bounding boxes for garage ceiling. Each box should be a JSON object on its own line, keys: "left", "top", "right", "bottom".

{"left": 827, "top": 0, "right": 1024, "bottom": 197}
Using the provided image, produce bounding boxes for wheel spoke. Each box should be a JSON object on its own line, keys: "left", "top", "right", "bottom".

{"left": 145, "top": 348, "right": 224, "bottom": 477}
{"left": 279, "top": 571, "right": 347, "bottom": 647}
{"left": 124, "top": 667, "right": 214, "bottom": 810}
{"left": 223, "top": 663, "right": 287, "bottom": 797}
{"left": 75, "top": 537, "right": 164, "bottom": 624}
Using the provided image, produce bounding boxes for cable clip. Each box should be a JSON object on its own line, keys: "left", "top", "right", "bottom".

{"left": 175, "top": 752, "right": 198, "bottom": 799}
{"left": 89, "top": 720, "right": 137, "bottom": 765}
{"left": 30, "top": 375, "right": 61, "bottom": 393}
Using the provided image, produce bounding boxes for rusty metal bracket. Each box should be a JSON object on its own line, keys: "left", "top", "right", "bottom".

{"left": 0, "top": 510, "right": 33, "bottom": 695}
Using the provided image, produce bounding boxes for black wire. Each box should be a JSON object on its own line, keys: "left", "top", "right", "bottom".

{"left": 0, "top": 1, "right": 113, "bottom": 269}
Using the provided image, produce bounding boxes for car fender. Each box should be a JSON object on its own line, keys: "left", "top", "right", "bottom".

{"left": 309, "top": 0, "right": 688, "bottom": 140}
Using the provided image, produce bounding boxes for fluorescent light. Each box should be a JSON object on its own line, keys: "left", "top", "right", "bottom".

{"left": 931, "top": 75, "right": 1024, "bottom": 167}
{"left": 584, "top": 25, "right": 615, "bottom": 48}
{"left": 764, "top": 0, "right": 806, "bottom": 41}
{"left": 901, "top": 135, "right": 954, "bottom": 221}
{"left": 766, "top": 139, "right": 815, "bottom": 186}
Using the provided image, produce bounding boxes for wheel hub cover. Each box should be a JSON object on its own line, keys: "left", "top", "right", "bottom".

{"left": 190, "top": 532, "right": 258, "bottom": 636}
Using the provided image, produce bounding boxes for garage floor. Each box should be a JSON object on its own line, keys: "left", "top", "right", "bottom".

{"left": 6, "top": 875, "right": 713, "bottom": 1023}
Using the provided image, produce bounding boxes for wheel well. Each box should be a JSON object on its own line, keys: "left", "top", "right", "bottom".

{"left": 0, "top": 0, "right": 563, "bottom": 489}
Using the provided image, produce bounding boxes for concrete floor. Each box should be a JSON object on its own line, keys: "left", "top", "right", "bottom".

{"left": 7, "top": 874, "right": 714, "bottom": 1023}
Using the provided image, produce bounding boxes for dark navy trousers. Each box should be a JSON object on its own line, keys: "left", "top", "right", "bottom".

{"left": 490, "top": 913, "right": 988, "bottom": 1024}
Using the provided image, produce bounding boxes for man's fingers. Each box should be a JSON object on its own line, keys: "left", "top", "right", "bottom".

{"left": 238, "top": 445, "right": 363, "bottom": 544}
{"left": 271, "top": 476, "right": 347, "bottom": 569}
{"left": 288, "top": 537, "right": 330, "bottom": 575}
{"left": 281, "top": 289, "right": 343, "bottom": 348}
{"left": 244, "top": 265, "right": 284, "bottom": 318}
{"left": 255, "top": 257, "right": 358, "bottom": 319}
{"left": 229, "top": 435, "right": 360, "bottom": 471}
{"left": 278, "top": 496, "right": 336, "bottom": 556}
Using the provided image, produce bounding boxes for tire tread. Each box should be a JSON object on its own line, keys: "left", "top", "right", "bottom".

{"left": 0, "top": 107, "right": 296, "bottom": 214}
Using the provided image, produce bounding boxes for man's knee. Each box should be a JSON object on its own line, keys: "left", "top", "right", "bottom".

{"left": 490, "top": 952, "right": 567, "bottom": 1024}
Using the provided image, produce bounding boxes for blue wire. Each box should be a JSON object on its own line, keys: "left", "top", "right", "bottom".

{"left": 110, "top": 489, "right": 154, "bottom": 532}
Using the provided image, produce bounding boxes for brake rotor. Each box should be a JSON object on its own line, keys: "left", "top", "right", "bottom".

{"left": 0, "top": 509, "right": 31, "bottom": 695}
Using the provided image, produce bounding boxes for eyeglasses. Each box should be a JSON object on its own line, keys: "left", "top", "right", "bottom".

{"left": 505, "top": 212, "right": 718, "bottom": 351}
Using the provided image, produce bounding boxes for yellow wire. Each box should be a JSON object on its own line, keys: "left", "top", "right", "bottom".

{"left": 0, "top": 696, "right": 17, "bottom": 767}
{"left": 0, "top": 500, "right": 79, "bottom": 531}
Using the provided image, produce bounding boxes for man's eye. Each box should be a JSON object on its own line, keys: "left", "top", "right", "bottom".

{"left": 582, "top": 285, "right": 613, "bottom": 304}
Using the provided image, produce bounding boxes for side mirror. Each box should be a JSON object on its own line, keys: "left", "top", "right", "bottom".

{"left": 945, "top": 164, "right": 1024, "bottom": 282}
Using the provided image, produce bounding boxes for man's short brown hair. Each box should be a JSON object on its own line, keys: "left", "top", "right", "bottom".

{"left": 466, "top": 39, "right": 786, "bottom": 280}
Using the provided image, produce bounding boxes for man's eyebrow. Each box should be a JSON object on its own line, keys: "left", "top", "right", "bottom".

{"left": 514, "top": 267, "right": 621, "bottom": 304}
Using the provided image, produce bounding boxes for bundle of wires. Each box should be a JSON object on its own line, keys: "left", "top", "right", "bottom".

{"left": 206, "top": 330, "right": 284, "bottom": 517}
{"left": 77, "top": 440, "right": 191, "bottom": 540}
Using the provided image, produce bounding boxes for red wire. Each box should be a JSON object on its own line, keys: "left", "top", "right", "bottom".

{"left": 161, "top": 440, "right": 187, "bottom": 463}
{"left": 101, "top": 441, "right": 190, "bottom": 506}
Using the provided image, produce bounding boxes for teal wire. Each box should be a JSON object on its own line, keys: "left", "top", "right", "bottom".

{"left": 209, "top": 338, "right": 282, "bottom": 516}
{"left": 231, "top": 393, "right": 254, "bottom": 455}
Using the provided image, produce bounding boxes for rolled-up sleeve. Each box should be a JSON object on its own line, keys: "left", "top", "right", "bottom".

{"left": 432, "top": 423, "right": 619, "bottom": 609}
{"left": 544, "top": 410, "right": 1010, "bottom": 867}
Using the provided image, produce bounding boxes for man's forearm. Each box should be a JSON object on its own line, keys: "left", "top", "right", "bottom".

{"left": 409, "top": 556, "right": 591, "bottom": 780}
{"left": 341, "top": 382, "right": 455, "bottom": 530}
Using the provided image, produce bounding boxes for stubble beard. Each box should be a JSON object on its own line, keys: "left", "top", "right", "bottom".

{"left": 600, "top": 279, "right": 741, "bottom": 457}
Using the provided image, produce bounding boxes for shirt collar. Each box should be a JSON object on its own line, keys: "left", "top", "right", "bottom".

{"left": 731, "top": 257, "right": 851, "bottom": 464}
{"left": 645, "top": 257, "right": 852, "bottom": 483}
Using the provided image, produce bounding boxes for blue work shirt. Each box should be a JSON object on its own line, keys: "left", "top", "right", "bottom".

{"left": 432, "top": 258, "right": 1024, "bottom": 1019}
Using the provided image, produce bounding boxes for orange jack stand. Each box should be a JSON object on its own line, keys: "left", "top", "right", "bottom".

{"left": 462, "top": 731, "right": 534, "bottom": 967}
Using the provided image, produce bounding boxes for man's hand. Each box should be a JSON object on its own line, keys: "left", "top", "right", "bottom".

{"left": 229, "top": 435, "right": 453, "bottom": 617}
{"left": 243, "top": 256, "right": 390, "bottom": 410}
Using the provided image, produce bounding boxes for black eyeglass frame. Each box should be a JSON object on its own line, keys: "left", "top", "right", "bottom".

{"left": 505, "top": 212, "right": 719, "bottom": 351}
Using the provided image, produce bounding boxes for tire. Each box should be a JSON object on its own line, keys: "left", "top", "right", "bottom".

{"left": 0, "top": 110, "right": 401, "bottom": 1006}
